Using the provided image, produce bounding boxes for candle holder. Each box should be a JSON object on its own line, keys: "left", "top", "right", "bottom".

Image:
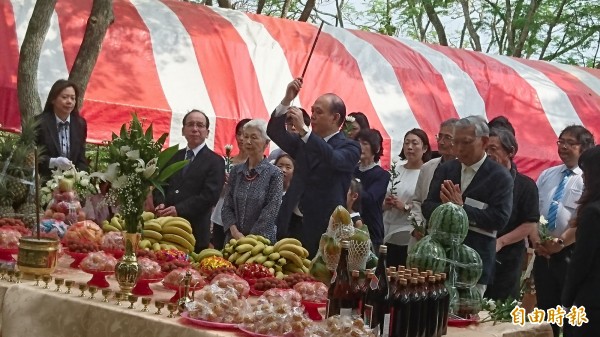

{"left": 88, "top": 286, "right": 98, "bottom": 300}
{"left": 42, "top": 275, "right": 52, "bottom": 289}
{"left": 54, "top": 278, "right": 64, "bottom": 292}
{"left": 102, "top": 289, "right": 112, "bottom": 303}
{"left": 166, "top": 302, "right": 177, "bottom": 318}
{"left": 14, "top": 271, "right": 22, "bottom": 283}
{"left": 78, "top": 283, "right": 88, "bottom": 297}
{"left": 33, "top": 274, "right": 41, "bottom": 286}
{"left": 127, "top": 295, "right": 138, "bottom": 309}
{"left": 154, "top": 300, "right": 164, "bottom": 315}
{"left": 0, "top": 266, "right": 6, "bottom": 281}
{"left": 115, "top": 292, "right": 124, "bottom": 306}
{"left": 65, "top": 280, "right": 74, "bottom": 294}
{"left": 141, "top": 297, "right": 151, "bottom": 312}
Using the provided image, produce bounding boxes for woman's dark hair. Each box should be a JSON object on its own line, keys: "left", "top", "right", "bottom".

{"left": 560, "top": 125, "right": 595, "bottom": 152}
{"left": 575, "top": 145, "right": 600, "bottom": 227}
{"left": 399, "top": 128, "right": 432, "bottom": 162}
{"left": 489, "top": 127, "right": 519, "bottom": 157}
{"left": 349, "top": 178, "right": 363, "bottom": 213}
{"left": 488, "top": 116, "right": 515, "bottom": 136}
{"left": 235, "top": 118, "right": 252, "bottom": 135}
{"left": 274, "top": 153, "right": 295, "bottom": 167}
{"left": 349, "top": 112, "right": 370, "bottom": 131}
{"left": 356, "top": 128, "right": 384, "bottom": 162}
{"left": 43, "top": 79, "right": 80, "bottom": 115}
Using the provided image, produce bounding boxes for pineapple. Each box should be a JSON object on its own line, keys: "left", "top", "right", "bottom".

{"left": 0, "top": 181, "right": 15, "bottom": 217}
{"left": 4, "top": 116, "right": 40, "bottom": 208}
{"left": 17, "top": 202, "right": 38, "bottom": 229}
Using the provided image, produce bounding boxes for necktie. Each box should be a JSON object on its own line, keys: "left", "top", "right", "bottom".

{"left": 546, "top": 169, "right": 573, "bottom": 231}
{"left": 58, "top": 121, "right": 70, "bottom": 157}
{"left": 182, "top": 150, "right": 195, "bottom": 175}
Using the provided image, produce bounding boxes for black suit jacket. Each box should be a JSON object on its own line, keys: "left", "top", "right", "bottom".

{"left": 267, "top": 113, "right": 361, "bottom": 257}
{"left": 153, "top": 146, "right": 225, "bottom": 252}
{"left": 35, "top": 111, "right": 88, "bottom": 179}
{"left": 562, "top": 201, "right": 600, "bottom": 310}
{"left": 422, "top": 157, "right": 513, "bottom": 284}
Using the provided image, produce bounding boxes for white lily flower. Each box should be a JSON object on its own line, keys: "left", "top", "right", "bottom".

{"left": 345, "top": 116, "right": 355, "bottom": 123}
{"left": 112, "top": 175, "right": 128, "bottom": 189}
{"left": 120, "top": 145, "right": 131, "bottom": 154}
{"left": 392, "top": 158, "right": 399, "bottom": 164}
{"left": 224, "top": 144, "right": 233, "bottom": 151}
{"left": 80, "top": 179, "right": 90, "bottom": 187}
{"left": 126, "top": 150, "right": 140, "bottom": 160}
{"left": 143, "top": 159, "right": 158, "bottom": 179}
{"left": 539, "top": 215, "right": 548, "bottom": 225}
{"left": 489, "top": 302, "right": 496, "bottom": 311}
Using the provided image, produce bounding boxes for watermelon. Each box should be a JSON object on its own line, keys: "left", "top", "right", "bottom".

{"left": 450, "top": 286, "right": 482, "bottom": 318}
{"left": 428, "top": 202, "right": 469, "bottom": 246}
{"left": 446, "top": 244, "right": 483, "bottom": 287}
{"left": 406, "top": 236, "right": 447, "bottom": 273}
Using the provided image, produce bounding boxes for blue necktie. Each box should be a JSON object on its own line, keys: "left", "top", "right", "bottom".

{"left": 182, "top": 150, "right": 194, "bottom": 175}
{"left": 546, "top": 169, "right": 573, "bottom": 231}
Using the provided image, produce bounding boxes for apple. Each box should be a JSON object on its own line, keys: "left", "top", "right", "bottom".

{"left": 53, "top": 212, "right": 66, "bottom": 221}
{"left": 44, "top": 209, "right": 54, "bottom": 219}
{"left": 55, "top": 201, "right": 70, "bottom": 215}
{"left": 58, "top": 178, "right": 74, "bottom": 193}
{"left": 61, "top": 191, "right": 76, "bottom": 202}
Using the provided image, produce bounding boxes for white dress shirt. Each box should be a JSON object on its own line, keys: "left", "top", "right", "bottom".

{"left": 537, "top": 164, "right": 583, "bottom": 237}
{"left": 411, "top": 157, "right": 443, "bottom": 224}
{"left": 460, "top": 153, "right": 487, "bottom": 192}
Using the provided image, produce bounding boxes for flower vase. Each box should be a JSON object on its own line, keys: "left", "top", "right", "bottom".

{"left": 114, "top": 230, "right": 142, "bottom": 294}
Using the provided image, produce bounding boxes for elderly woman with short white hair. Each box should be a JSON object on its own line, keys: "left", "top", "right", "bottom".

{"left": 222, "top": 119, "right": 283, "bottom": 243}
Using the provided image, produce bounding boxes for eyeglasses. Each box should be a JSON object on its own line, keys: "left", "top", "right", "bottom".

{"left": 185, "top": 122, "right": 206, "bottom": 129}
{"left": 556, "top": 140, "right": 580, "bottom": 147}
{"left": 435, "top": 134, "right": 453, "bottom": 142}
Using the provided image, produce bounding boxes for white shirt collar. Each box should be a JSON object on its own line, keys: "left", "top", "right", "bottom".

{"left": 55, "top": 114, "right": 71, "bottom": 125}
{"left": 559, "top": 164, "right": 582, "bottom": 175}
{"left": 186, "top": 142, "right": 206, "bottom": 157}
{"left": 461, "top": 153, "right": 487, "bottom": 173}
{"left": 323, "top": 131, "right": 340, "bottom": 142}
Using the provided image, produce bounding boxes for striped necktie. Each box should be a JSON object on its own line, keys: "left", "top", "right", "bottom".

{"left": 58, "top": 121, "right": 70, "bottom": 157}
{"left": 546, "top": 169, "right": 573, "bottom": 231}
{"left": 182, "top": 150, "right": 195, "bottom": 175}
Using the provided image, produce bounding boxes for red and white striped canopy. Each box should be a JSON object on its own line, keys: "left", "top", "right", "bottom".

{"left": 1, "top": 0, "right": 599, "bottom": 178}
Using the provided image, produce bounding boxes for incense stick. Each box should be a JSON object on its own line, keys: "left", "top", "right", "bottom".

{"left": 301, "top": 21, "right": 325, "bottom": 79}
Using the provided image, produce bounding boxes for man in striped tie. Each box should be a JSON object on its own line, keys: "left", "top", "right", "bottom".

{"left": 530, "top": 125, "right": 595, "bottom": 337}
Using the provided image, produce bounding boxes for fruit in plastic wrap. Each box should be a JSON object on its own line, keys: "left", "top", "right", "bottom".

{"left": 66, "top": 241, "right": 100, "bottom": 253}
{"left": 197, "top": 256, "right": 233, "bottom": 274}
{"left": 138, "top": 257, "right": 162, "bottom": 279}
{"left": 80, "top": 251, "right": 117, "bottom": 272}
{"left": 406, "top": 235, "right": 447, "bottom": 274}
{"left": 450, "top": 285, "right": 482, "bottom": 319}
{"left": 283, "top": 273, "right": 316, "bottom": 288}
{"left": 38, "top": 219, "right": 68, "bottom": 239}
{"left": 254, "top": 277, "right": 289, "bottom": 291}
{"left": 293, "top": 281, "right": 328, "bottom": 303}
{"left": 187, "top": 284, "right": 248, "bottom": 324}
{"left": 101, "top": 231, "right": 124, "bottom": 251}
{"left": 309, "top": 255, "right": 332, "bottom": 284}
{"left": 201, "top": 266, "right": 240, "bottom": 282}
{"left": 260, "top": 288, "right": 302, "bottom": 308}
{"left": 210, "top": 273, "right": 250, "bottom": 298}
{"left": 0, "top": 228, "right": 22, "bottom": 248}
{"left": 164, "top": 268, "right": 205, "bottom": 286}
{"left": 63, "top": 220, "right": 103, "bottom": 245}
{"left": 241, "top": 290, "right": 310, "bottom": 336}
{"left": 237, "top": 263, "right": 272, "bottom": 281}
{"left": 305, "top": 315, "right": 377, "bottom": 336}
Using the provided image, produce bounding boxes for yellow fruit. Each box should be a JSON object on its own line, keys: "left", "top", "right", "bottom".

{"left": 163, "top": 234, "right": 194, "bottom": 252}
{"left": 102, "top": 224, "right": 120, "bottom": 232}
{"left": 162, "top": 219, "right": 192, "bottom": 234}
{"left": 141, "top": 211, "right": 155, "bottom": 221}
{"left": 152, "top": 243, "right": 161, "bottom": 251}
{"left": 263, "top": 246, "right": 275, "bottom": 255}
{"left": 228, "top": 252, "right": 241, "bottom": 263}
{"left": 268, "top": 252, "right": 280, "bottom": 261}
{"left": 235, "top": 251, "right": 252, "bottom": 265}
{"left": 251, "top": 242, "right": 265, "bottom": 256}
{"left": 143, "top": 221, "right": 162, "bottom": 232}
{"left": 279, "top": 250, "right": 304, "bottom": 268}
{"left": 303, "top": 259, "right": 311, "bottom": 268}
{"left": 162, "top": 227, "right": 196, "bottom": 245}
{"left": 283, "top": 264, "right": 304, "bottom": 274}
{"left": 277, "top": 244, "right": 305, "bottom": 257}
{"left": 333, "top": 206, "right": 351, "bottom": 225}
{"left": 235, "top": 244, "right": 254, "bottom": 253}
{"left": 139, "top": 239, "right": 152, "bottom": 249}
{"left": 275, "top": 271, "right": 285, "bottom": 279}
{"left": 110, "top": 217, "right": 123, "bottom": 230}
{"left": 263, "top": 260, "right": 275, "bottom": 268}
{"left": 142, "top": 230, "right": 162, "bottom": 241}
{"left": 237, "top": 237, "right": 259, "bottom": 246}
{"left": 277, "top": 258, "right": 287, "bottom": 265}
{"left": 246, "top": 255, "right": 258, "bottom": 264}
{"left": 255, "top": 255, "right": 268, "bottom": 264}
{"left": 274, "top": 238, "right": 302, "bottom": 251}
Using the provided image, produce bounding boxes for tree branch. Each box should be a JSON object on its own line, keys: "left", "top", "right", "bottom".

{"left": 17, "top": 0, "right": 58, "bottom": 120}
{"left": 299, "top": 0, "right": 316, "bottom": 22}
{"left": 459, "top": 0, "right": 481, "bottom": 51}
{"left": 539, "top": 0, "right": 568, "bottom": 59}
{"left": 543, "top": 26, "right": 600, "bottom": 61}
{"left": 422, "top": 0, "right": 448, "bottom": 45}
{"left": 69, "top": 0, "right": 114, "bottom": 108}
{"left": 217, "top": 0, "right": 232, "bottom": 9}
{"left": 514, "top": 0, "right": 541, "bottom": 58}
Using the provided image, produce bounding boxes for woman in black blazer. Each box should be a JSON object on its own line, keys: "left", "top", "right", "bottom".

{"left": 35, "top": 79, "right": 88, "bottom": 181}
{"left": 562, "top": 145, "right": 600, "bottom": 337}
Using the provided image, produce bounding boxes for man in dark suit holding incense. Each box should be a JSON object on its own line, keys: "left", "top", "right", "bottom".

{"left": 423, "top": 116, "right": 513, "bottom": 294}
{"left": 153, "top": 110, "right": 225, "bottom": 252}
{"left": 267, "top": 78, "right": 361, "bottom": 257}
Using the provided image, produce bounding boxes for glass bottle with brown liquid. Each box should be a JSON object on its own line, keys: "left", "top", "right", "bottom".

{"left": 327, "top": 240, "right": 352, "bottom": 317}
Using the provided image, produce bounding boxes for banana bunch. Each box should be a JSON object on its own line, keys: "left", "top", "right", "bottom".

{"left": 102, "top": 212, "right": 155, "bottom": 233}
{"left": 223, "top": 236, "right": 311, "bottom": 279}
{"left": 141, "top": 216, "right": 196, "bottom": 254}
{"left": 191, "top": 248, "right": 223, "bottom": 263}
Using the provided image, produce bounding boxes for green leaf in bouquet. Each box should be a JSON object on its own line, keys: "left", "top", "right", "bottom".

{"left": 151, "top": 180, "right": 165, "bottom": 197}
{"left": 157, "top": 144, "right": 180, "bottom": 170}
{"left": 144, "top": 123, "right": 154, "bottom": 141}
{"left": 158, "top": 161, "right": 188, "bottom": 182}
{"left": 119, "top": 124, "right": 127, "bottom": 139}
{"left": 156, "top": 133, "right": 168, "bottom": 148}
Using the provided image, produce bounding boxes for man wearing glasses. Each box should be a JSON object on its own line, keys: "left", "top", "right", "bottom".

{"left": 153, "top": 110, "right": 225, "bottom": 252}
{"left": 530, "top": 125, "right": 594, "bottom": 337}
{"left": 411, "top": 118, "right": 458, "bottom": 226}
{"left": 422, "top": 115, "right": 514, "bottom": 295}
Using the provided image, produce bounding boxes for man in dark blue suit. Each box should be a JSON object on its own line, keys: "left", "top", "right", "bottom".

{"left": 423, "top": 116, "right": 513, "bottom": 294}
{"left": 267, "top": 78, "right": 361, "bottom": 257}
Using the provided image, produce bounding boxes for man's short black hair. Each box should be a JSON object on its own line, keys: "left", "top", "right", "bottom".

{"left": 324, "top": 93, "right": 346, "bottom": 127}
{"left": 182, "top": 109, "right": 210, "bottom": 129}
